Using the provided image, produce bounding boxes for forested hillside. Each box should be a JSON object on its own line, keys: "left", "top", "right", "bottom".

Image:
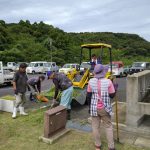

{"left": 0, "top": 20, "right": 150, "bottom": 65}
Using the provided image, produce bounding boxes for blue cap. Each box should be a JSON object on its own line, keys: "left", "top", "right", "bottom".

{"left": 47, "top": 71, "right": 53, "bottom": 77}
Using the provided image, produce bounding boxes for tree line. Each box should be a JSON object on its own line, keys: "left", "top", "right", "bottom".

{"left": 0, "top": 20, "right": 150, "bottom": 66}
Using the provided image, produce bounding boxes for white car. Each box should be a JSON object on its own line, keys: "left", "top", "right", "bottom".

{"left": 80, "top": 62, "right": 91, "bottom": 71}
{"left": 59, "top": 63, "right": 80, "bottom": 74}
{"left": 108, "top": 61, "right": 124, "bottom": 77}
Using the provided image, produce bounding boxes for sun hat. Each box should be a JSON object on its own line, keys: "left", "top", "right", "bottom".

{"left": 93, "top": 64, "right": 108, "bottom": 78}
{"left": 103, "top": 65, "right": 109, "bottom": 74}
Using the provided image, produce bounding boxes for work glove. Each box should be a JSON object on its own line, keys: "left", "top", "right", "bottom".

{"left": 14, "top": 89, "right": 18, "bottom": 95}
{"left": 50, "top": 99, "right": 59, "bottom": 108}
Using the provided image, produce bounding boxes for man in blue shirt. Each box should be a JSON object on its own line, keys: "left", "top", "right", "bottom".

{"left": 90, "top": 54, "right": 101, "bottom": 70}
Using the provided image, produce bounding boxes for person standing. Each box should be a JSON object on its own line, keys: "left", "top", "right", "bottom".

{"left": 90, "top": 54, "right": 101, "bottom": 70}
{"left": 12, "top": 63, "right": 28, "bottom": 119}
{"left": 27, "top": 75, "right": 45, "bottom": 101}
{"left": 87, "top": 64, "right": 116, "bottom": 150}
{"left": 47, "top": 71, "right": 73, "bottom": 120}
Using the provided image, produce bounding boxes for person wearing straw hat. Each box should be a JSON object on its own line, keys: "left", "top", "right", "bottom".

{"left": 86, "top": 64, "right": 116, "bottom": 150}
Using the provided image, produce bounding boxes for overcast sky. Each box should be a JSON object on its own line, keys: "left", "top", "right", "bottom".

{"left": 0, "top": 0, "right": 150, "bottom": 41}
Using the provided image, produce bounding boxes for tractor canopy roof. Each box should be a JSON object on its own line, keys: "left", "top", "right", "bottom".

{"left": 81, "top": 43, "right": 112, "bottom": 49}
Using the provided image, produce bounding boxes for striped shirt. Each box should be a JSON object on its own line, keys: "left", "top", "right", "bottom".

{"left": 87, "top": 78, "right": 115, "bottom": 116}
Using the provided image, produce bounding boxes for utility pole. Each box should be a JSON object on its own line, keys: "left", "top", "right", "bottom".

{"left": 48, "top": 38, "right": 53, "bottom": 62}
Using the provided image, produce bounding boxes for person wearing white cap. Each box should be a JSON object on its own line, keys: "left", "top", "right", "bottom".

{"left": 86, "top": 64, "right": 116, "bottom": 150}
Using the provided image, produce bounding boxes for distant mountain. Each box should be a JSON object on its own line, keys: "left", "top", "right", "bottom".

{"left": 0, "top": 20, "right": 150, "bottom": 65}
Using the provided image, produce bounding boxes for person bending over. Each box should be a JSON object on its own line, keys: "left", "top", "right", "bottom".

{"left": 47, "top": 71, "right": 73, "bottom": 120}
{"left": 27, "top": 75, "right": 45, "bottom": 101}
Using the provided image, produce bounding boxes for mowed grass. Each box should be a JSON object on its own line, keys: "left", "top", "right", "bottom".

{"left": 0, "top": 109, "right": 148, "bottom": 150}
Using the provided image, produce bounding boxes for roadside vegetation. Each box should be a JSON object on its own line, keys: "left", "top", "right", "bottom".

{"left": 0, "top": 108, "right": 149, "bottom": 150}
{"left": 0, "top": 20, "right": 150, "bottom": 66}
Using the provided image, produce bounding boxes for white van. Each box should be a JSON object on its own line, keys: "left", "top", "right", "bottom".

{"left": 0, "top": 61, "right": 14, "bottom": 85}
{"left": 7, "top": 62, "right": 17, "bottom": 71}
{"left": 26, "top": 61, "right": 48, "bottom": 74}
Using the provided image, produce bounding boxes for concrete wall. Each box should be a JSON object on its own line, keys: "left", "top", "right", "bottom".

{"left": 126, "top": 70, "right": 150, "bottom": 127}
{"left": 0, "top": 99, "right": 14, "bottom": 113}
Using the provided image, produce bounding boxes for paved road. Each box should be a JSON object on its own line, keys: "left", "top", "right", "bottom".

{"left": 0, "top": 74, "right": 127, "bottom": 119}
{"left": 0, "top": 74, "right": 53, "bottom": 97}
{"left": 0, "top": 75, "right": 127, "bottom": 102}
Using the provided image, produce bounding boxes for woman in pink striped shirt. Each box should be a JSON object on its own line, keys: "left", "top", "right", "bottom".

{"left": 87, "top": 64, "right": 116, "bottom": 150}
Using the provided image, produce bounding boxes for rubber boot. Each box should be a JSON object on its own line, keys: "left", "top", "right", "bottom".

{"left": 67, "top": 109, "right": 71, "bottom": 120}
{"left": 30, "top": 93, "right": 35, "bottom": 101}
{"left": 19, "top": 107, "right": 28, "bottom": 116}
{"left": 29, "top": 93, "right": 33, "bottom": 101}
{"left": 12, "top": 107, "right": 17, "bottom": 119}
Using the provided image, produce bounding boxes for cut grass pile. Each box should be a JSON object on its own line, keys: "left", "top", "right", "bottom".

{"left": 0, "top": 108, "right": 149, "bottom": 150}
{"left": 42, "top": 86, "right": 55, "bottom": 98}
{"left": 43, "top": 87, "right": 81, "bottom": 99}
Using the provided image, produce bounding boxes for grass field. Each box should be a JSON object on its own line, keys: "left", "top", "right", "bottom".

{"left": 0, "top": 108, "right": 148, "bottom": 150}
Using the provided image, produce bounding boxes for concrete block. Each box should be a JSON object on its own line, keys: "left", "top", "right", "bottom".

{"left": 0, "top": 99, "right": 14, "bottom": 113}
{"left": 44, "top": 106, "right": 67, "bottom": 138}
{"left": 126, "top": 71, "right": 150, "bottom": 129}
{"left": 39, "top": 128, "right": 71, "bottom": 144}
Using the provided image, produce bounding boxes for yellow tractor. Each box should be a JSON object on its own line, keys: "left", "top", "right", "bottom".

{"left": 44, "top": 43, "right": 113, "bottom": 105}
{"left": 65, "top": 43, "right": 113, "bottom": 105}
{"left": 68, "top": 43, "right": 113, "bottom": 88}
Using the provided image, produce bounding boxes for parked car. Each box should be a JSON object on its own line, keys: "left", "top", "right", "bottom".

{"left": 59, "top": 63, "right": 80, "bottom": 74}
{"left": 123, "top": 66, "right": 131, "bottom": 76}
{"left": 0, "top": 61, "right": 14, "bottom": 85}
{"left": 45, "top": 62, "right": 59, "bottom": 72}
{"left": 26, "top": 61, "right": 48, "bottom": 74}
{"left": 109, "top": 61, "right": 124, "bottom": 77}
{"left": 80, "top": 62, "right": 91, "bottom": 71}
{"left": 7, "top": 62, "right": 17, "bottom": 71}
{"left": 129, "top": 62, "right": 150, "bottom": 74}
{"left": 3, "top": 66, "right": 14, "bottom": 73}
